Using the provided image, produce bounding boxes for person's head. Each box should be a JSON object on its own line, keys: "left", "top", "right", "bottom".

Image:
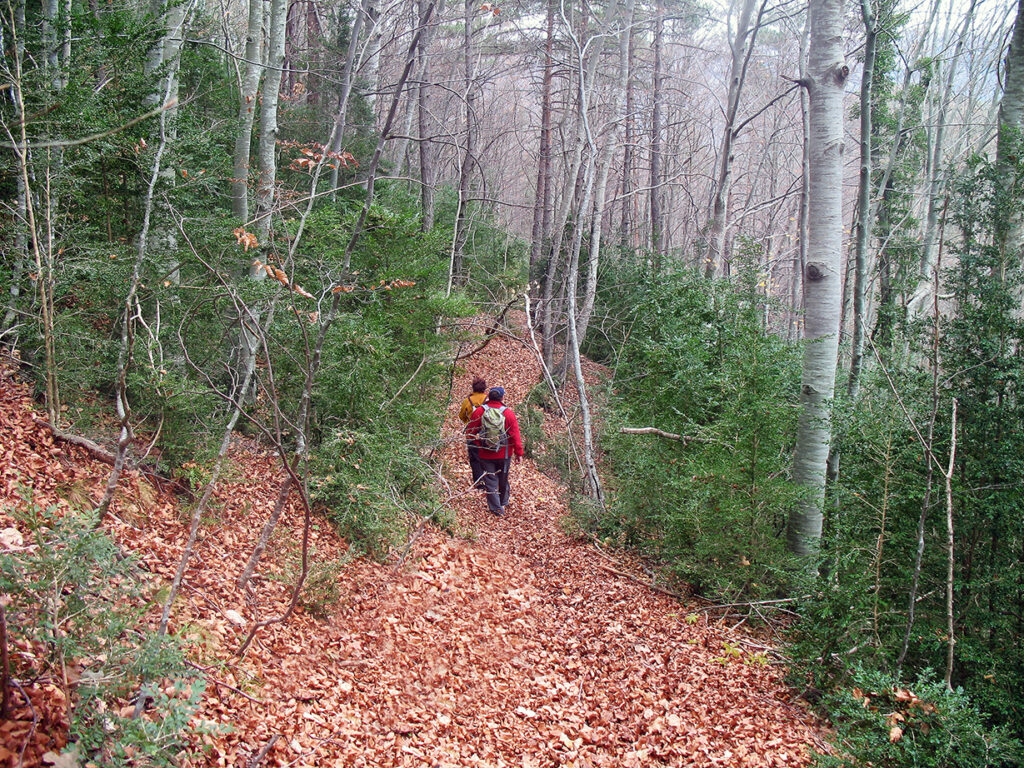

{"left": 488, "top": 386, "right": 505, "bottom": 402}
{"left": 472, "top": 377, "right": 487, "bottom": 393}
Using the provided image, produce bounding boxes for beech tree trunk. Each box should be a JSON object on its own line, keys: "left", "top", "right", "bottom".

{"left": 541, "top": 144, "right": 583, "bottom": 369}
{"left": 578, "top": 0, "right": 635, "bottom": 346}
{"left": 254, "top": 0, "right": 287, "bottom": 247}
{"left": 561, "top": 10, "right": 605, "bottom": 500}
{"left": 2, "top": 1, "right": 28, "bottom": 347}
{"left": 231, "top": 0, "right": 265, "bottom": 222}
{"left": 847, "top": 0, "right": 877, "bottom": 399}
{"left": 529, "top": 0, "right": 555, "bottom": 295}
{"left": 649, "top": 0, "right": 665, "bottom": 266}
{"left": 450, "top": 0, "right": 477, "bottom": 287}
{"left": 787, "top": 0, "right": 849, "bottom": 559}
{"left": 417, "top": 0, "right": 440, "bottom": 231}
{"left": 791, "top": 12, "right": 811, "bottom": 342}
{"left": 619, "top": 24, "right": 636, "bottom": 248}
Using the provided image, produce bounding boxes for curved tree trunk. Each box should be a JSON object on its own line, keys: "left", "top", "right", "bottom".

{"left": 704, "top": 0, "right": 761, "bottom": 279}
{"left": 578, "top": 0, "right": 635, "bottom": 345}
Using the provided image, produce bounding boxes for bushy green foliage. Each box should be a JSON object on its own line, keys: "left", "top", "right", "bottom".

{"left": 432, "top": 187, "right": 530, "bottom": 299}
{"left": 0, "top": 501, "right": 203, "bottom": 764}
{"left": 797, "top": 149, "right": 1024, "bottom": 756}
{"left": 814, "top": 668, "right": 1020, "bottom": 768}
{"left": 310, "top": 427, "right": 437, "bottom": 558}
{"left": 596, "top": 264, "right": 802, "bottom": 599}
{"left": 517, "top": 381, "right": 560, "bottom": 465}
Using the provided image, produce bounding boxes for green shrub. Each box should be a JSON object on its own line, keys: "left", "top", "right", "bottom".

{"left": 0, "top": 500, "right": 205, "bottom": 765}
{"left": 599, "top": 267, "right": 802, "bottom": 600}
{"left": 310, "top": 428, "right": 437, "bottom": 558}
{"left": 815, "top": 667, "right": 1021, "bottom": 768}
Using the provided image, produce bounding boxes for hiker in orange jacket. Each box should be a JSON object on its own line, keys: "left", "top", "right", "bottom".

{"left": 465, "top": 386, "right": 524, "bottom": 516}
{"left": 458, "top": 377, "right": 489, "bottom": 488}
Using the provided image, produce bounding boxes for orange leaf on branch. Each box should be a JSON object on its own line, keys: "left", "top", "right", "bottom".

{"left": 233, "top": 227, "right": 259, "bottom": 252}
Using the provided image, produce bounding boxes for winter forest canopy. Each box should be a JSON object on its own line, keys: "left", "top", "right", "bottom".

{"left": 2, "top": 0, "right": 1024, "bottom": 762}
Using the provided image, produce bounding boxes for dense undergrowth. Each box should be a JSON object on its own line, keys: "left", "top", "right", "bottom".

{"left": 582, "top": 224, "right": 1023, "bottom": 764}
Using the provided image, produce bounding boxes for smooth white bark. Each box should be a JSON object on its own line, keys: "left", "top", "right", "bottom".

{"left": 254, "top": 0, "right": 287, "bottom": 250}
{"left": 578, "top": 0, "right": 635, "bottom": 345}
{"left": 788, "top": 0, "right": 849, "bottom": 559}
{"left": 231, "top": 0, "right": 265, "bottom": 222}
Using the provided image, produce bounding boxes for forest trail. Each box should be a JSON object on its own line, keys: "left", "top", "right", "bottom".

{"left": 0, "top": 314, "right": 820, "bottom": 767}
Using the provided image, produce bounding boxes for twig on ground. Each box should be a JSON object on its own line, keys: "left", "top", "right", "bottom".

{"left": 246, "top": 734, "right": 280, "bottom": 768}
{"left": 185, "top": 661, "right": 265, "bottom": 704}
{"left": 12, "top": 680, "right": 38, "bottom": 767}
{"left": 596, "top": 563, "right": 687, "bottom": 601}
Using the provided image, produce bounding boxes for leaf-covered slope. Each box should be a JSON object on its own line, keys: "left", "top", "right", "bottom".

{"left": 0, "top": 318, "right": 820, "bottom": 766}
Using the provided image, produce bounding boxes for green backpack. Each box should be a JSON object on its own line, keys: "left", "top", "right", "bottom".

{"left": 479, "top": 404, "right": 508, "bottom": 451}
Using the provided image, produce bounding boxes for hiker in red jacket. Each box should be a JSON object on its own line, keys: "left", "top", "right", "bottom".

{"left": 466, "top": 386, "right": 524, "bottom": 516}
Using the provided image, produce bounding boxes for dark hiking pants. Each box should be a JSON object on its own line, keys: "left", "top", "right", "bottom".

{"left": 467, "top": 444, "right": 484, "bottom": 489}
{"left": 478, "top": 456, "right": 511, "bottom": 514}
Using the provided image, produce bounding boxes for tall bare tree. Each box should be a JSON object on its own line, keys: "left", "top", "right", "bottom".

{"left": 253, "top": 0, "right": 287, "bottom": 248}
{"left": 650, "top": 0, "right": 666, "bottom": 266}
{"left": 909, "top": 0, "right": 979, "bottom": 316}
{"left": 417, "top": 0, "right": 442, "bottom": 231}
{"left": 578, "top": 0, "right": 635, "bottom": 345}
{"left": 847, "top": 0, "right": 879, "bottom": 399}
{"left": 529, "top": 0, "right": 556, "bottom": 295}
{"left": 704, "top": 0, "right": 762, "bottom": 278}
{"left": 997, "top": 0, "right": 1024, "bottom": 277}
{"left": 787, "top": 0, "right": 849, "bottom": 559}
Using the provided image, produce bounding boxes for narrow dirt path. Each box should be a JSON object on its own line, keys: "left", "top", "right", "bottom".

{"left": 371, "top": 313, "right": 823, "bottom": 767}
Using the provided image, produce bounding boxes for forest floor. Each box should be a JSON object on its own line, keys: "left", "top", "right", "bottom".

{"left": 0, "top": 313, "right": 822, "bottom": 767}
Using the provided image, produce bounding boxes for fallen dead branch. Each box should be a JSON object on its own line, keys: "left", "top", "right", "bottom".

{"left": 596, "top": 563, "right": 688, "bottom": 601}
{"left": 453, "top": 295, "right": 520, "bottom": 361}
{"left": 32, "top": 417, "right": 192, "bottom": 498}
{"left": 697, "top": 596, "right": 807, "bottom": 618}
{"left": 246, "top": 734, "right": 280, "bottom": 768}
{"left": 618, "top": 426, "right": 693, "bottom": 443}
